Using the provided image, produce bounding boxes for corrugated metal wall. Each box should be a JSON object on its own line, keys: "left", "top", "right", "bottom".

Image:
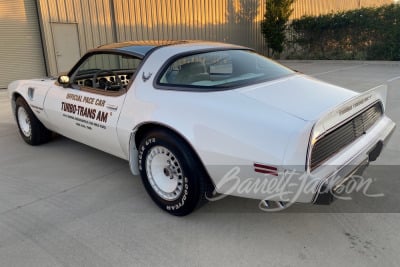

{"left": 37, "top": 0, "right": 116, "bottom": 76}
{"left": 35, "top": 0, "right": 395, "bottom": 76}
{"left": 112, "top": 0, "right": 265, "bottom": 49}
{"left": 0, "top": 0, "right": 46, "bottom": 88}
{"left": 37, "top": 0, "right": 265, "bottom": 76}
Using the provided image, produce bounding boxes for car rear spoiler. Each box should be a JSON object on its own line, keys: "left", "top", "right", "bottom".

{"left": 312, "top": 84, "right": 388, "bottom": 140}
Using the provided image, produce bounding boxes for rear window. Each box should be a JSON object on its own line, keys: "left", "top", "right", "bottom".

{"left": 157, "top": 49, "right": 294, "bottom": 90}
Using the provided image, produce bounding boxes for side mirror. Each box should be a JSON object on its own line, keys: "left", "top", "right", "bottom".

{"left": 57, "top": 75, "right": 70, "bottom": 87}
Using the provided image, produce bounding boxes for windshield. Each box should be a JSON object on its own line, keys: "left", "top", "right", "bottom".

{"left": 157, "top": 49, "right": 295, "bottom": 90}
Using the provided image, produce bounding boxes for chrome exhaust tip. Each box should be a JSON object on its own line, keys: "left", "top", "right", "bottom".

{"left": 259, "top": 200, "right": 287, "bottom": 210}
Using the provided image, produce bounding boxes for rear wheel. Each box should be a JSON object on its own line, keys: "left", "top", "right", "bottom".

{"left": 138, "top": 129, "right": 211, "bottom": 216}
{"left": 15, "top": 97, "right": 51, "bottom": 145}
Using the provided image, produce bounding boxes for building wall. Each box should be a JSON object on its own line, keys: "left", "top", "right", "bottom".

{"left": 1, "top": 0, "right": 395, "bottom": 85}
{"left": 112, "top": 0, "right": 265, "bottom": 48}
{"left": 37, "top": 0, "right": 117, "bottom": 76}
{"left": 37, "top": 0, "right": 266, "bottom": 76}
{"left": 0, "top": 0, "right": 46, "bottom": 88}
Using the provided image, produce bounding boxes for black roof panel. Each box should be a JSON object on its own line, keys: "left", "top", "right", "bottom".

{"left": 96, "top": 40, "right": 192, "bottom": 57}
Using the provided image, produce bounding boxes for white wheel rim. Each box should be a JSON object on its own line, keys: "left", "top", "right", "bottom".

{"left": 17, "top": 107, "right": 31, "bottom": 138}
{"left": 145, "top": 146, "right": 184, "bottom": 201}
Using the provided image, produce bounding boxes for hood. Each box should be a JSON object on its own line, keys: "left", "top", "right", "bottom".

{"left": 237, "top": 74, "right": 358, "bottom": 121}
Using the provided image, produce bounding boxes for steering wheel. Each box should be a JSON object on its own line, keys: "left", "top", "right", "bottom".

{"left": 93, "top": 69, "right": 122, "bottom": 90}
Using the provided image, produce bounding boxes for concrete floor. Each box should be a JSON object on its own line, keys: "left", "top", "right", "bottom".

{"left": 0, "top": 61, "right": 399, "bottom": 267}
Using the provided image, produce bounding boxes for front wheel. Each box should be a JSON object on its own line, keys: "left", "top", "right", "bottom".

{"left": 138, "top": 129, "right": 211, "bottom": 216}
{"left": 15, "top": 97, "right": 52, "bottom": 145}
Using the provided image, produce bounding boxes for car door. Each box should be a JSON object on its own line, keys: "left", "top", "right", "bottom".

{"left": 44, "top": 52, "right": 141, "bottom": 159}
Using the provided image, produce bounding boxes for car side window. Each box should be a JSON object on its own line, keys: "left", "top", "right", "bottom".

{"left": 157, "top": 50, "right": 294, "bottom": 90}
{"left": 159, "top": 52, "right": 233, "bottom": 86}
{"left": 71, "top": 53, "right": 141, "bottom": 92}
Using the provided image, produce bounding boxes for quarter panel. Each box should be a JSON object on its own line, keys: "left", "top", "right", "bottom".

{"left": 128, "top": 78, "right": 311, "bottom": 196}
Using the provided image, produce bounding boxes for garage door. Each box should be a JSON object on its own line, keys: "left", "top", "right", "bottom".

{"left": 0, "top": 0, "right": 46, "bottom": 88}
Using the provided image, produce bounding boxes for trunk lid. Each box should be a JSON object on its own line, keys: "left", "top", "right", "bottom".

{"left": 237, "top": 74, "right": 358, "bottom": 121}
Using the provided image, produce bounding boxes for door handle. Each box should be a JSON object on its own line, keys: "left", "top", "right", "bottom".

{"left": 106, "top": 104, "right": 118, "bottom": 110}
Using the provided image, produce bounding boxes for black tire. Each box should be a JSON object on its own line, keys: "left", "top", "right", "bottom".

{"left": 138, "top": 129, "right": 211, "bottom": 216}
{"left": 15, "top": 97, "right": 52, "bottom": 145}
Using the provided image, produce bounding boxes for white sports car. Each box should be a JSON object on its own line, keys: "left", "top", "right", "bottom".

{"left": 8, "top": 41, "right": 396, "bottom": 215}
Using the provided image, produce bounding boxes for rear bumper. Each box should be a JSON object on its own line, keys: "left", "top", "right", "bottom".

{"left": 313, "top": 117, "right": 396, "bottom": 205}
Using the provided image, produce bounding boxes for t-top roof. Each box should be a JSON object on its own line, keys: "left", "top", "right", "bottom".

{"left": 96, "top": 40, "right": 193, "bottom": 57}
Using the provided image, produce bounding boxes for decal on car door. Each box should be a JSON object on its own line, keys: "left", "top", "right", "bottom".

{"left": 60, "top": 92, "right": 110, "bottom": 130}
